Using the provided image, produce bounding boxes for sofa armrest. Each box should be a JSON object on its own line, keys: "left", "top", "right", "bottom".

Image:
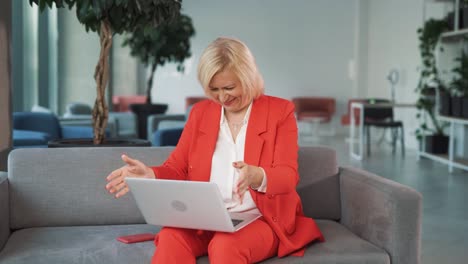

{"left": 147, "top": 114, "right": 185, "bottom": 140}
{"left": 0, "top": 172, "right": 9, "bottom": 251}
{"left": 339, "top": 166, "right": 422, "bottom": 264}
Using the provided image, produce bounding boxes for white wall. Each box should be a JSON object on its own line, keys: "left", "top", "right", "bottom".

{"left": 363, "top": 0, "right": 425, "bottom": 149}
{"left": 152, "top": 0, "right": 359, "bottom": 119}
{"left": 57, "top": 8, "right": 100, "bottom": 114}
{"left": 112, "top": 34, "right": 142, "bottom": 97}
{"left": 57, "top": 1, "right": 438, "bottom": 150}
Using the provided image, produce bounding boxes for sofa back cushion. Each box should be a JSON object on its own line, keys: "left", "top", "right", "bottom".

{"left": 8, "top": 147, "right": 172, "bottom": 230}
{"left": 297, "top": 146, "right": 340, "bottom": 220}
{"left": 8, "top": 146, "right": 340, "bottom": 229}
{"left": 13, "top": 112, "right": 62, "bottom": 140}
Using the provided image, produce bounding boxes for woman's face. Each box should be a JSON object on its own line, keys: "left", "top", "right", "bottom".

{"left": 208, "top": 70, "right": 250, "bottom": 114}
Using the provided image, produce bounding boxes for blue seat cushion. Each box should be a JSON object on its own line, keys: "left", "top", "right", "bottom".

{"left": 13, "top": 129, "right": 51, "bottom": 146}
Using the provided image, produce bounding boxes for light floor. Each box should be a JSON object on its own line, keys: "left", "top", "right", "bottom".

{"left": 298, "top": 130, "right": 468, "bottom": 264}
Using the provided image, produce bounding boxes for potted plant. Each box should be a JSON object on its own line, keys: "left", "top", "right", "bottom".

{"left": 30, "top": 0, "right": 182, "bottom": 145}
{"left": 121, "top": 13, "right": 195, "bottom": 139}
{"left": 462, "top": 0, "right": 468, "bottom": 29}
{"left": 449, "top": 50, "right": 468, "bottom": 118}
{"left": 416, "top": 18, "right": 450, "bottom": 154}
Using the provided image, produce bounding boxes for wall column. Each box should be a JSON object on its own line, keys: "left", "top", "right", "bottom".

{"left": 0, "top": 0, "right": 12, "bottom": 170}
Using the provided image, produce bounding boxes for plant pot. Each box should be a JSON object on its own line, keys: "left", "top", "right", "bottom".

{"left": 129, "top": 103, "right": 168, "bottom": 139}
{"left": 424, "top": 135, "right": 449, "bottom": 154}
{"left": 447, "top": 9, "right": 464, "bottom": 30}
{"left": 462, "top": 96, "right": 468, "bottom": 119}
{"left": 462, "top": 7, "right": 468, "bottom": 28}
{"left": 48, "top": 138, "right": 151, "bottom": 148}
{"left": 451, "top": 96, "right": 463, "bottom": 117}
{"left": 439, "top": 90, "right": 452, "bottom": 116}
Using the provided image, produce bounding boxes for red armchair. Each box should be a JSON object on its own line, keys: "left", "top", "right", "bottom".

{"left": 292, "top": 97, "right": 336, "bottom": 123}
{"left": 112, "top": 95, "right": 147, "bottom": 112}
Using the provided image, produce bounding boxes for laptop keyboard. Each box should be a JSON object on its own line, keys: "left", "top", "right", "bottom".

{"left": 231, "top": 219, "right": 243, "bottom": 227}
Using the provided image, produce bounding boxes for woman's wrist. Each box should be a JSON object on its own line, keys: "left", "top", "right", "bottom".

{"left": 249, "top": 166, "right": 263, "bottom": 189}
{"left": 146, "top": 166, "right": 156, "bottom": 179}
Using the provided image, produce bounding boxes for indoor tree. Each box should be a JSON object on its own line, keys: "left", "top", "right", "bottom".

{"left": 29, "top": 0, "right": 182, "bottom": 144}
{"left": 122, "top": 13, "right": 195, "bottom": 104}
{"left": 415, "top": 18, "right": 449, "bottom": 140}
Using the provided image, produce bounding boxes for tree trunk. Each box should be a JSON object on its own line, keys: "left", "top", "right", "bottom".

{"left": 146, "top": 63, "right": 157, "bottom": 104}
{"left": 92, "top": 19, "right": 112, "bottom": 144}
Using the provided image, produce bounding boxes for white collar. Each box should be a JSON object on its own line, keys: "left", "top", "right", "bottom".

{"left": 220, "top": 102, "right": 253, "bottom": 125}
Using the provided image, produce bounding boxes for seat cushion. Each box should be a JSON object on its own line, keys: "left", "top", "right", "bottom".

{"left": 198, "top": 220, "right": 390, "bottom": 263}
{"left": 0, "top": 221, "right": 389, "bottom": 264}
{"left": 0, "top": 224, "right": 160, "bottom": 264}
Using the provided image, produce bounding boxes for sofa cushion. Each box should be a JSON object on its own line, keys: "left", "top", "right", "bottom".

{"left": 0, "top": 221, "right": 389, "bottom": 264}
{"left": 198, "top": 220, "right": 390, "bottom": 263}
{"left": 8, "top": 147, "right": 173, "bottom": 229}
{"left": 0, "top": 224, "right": 160, "bottom": 264}
{"left": 297, "top": 146, "right": 341, "bottom": 221}
{"left": 13, "top": 112, "right": 62, "bottom": 139}
{"left": 12, "top": 129, "right": 50, "bottom": 147}
{"left": 197, "top": 220, "right": 389, "bottom": 263}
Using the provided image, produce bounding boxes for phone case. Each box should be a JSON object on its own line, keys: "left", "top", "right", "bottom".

{"left": 117, "top": 233, "right": 155, "bottom": 244}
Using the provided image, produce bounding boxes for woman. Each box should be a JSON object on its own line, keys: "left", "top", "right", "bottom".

{"left": 105, "top": 37, "right": 324, "bottom": 263}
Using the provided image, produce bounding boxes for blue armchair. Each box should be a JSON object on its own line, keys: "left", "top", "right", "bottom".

{"left": 13, "top": 112, "right": 95, "bottom": 148}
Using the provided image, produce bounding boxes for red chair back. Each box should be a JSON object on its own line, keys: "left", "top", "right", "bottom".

{"left": 112, "top": 95, "right": 147, "bottom": 112}
{"left": 292, "top": 97, "right": 336, "bottom": 122}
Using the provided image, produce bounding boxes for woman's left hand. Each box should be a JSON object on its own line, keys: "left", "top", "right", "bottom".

{"left": 232, "top": 161, "right": 263, "bottom": 204}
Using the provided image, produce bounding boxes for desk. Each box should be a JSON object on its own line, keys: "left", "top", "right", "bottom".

{"left": 418, "top": 115, "right": 468, "bottom": 172}
{"left": 349, "top": 102, "right": 415, "bottom": 160}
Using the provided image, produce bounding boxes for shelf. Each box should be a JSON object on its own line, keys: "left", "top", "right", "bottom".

{"left": 441, "top": 28, "right": 468, "bottom": 41}
{"left": 419, "top": 151, "right": 468, "bottom": 171}
{"left": 419, "top": 116, "right": 468, "bottom": 172}
{"left": 425, "top": 0, "right": 453, "bottom": 2}
{"left": 419, "top": 152, "right": 451, "bottom": 165}
{"left": 438, "top": 115, "right": 468, "bottom": 124}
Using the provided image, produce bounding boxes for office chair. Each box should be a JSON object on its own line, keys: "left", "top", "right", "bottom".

{"left": 364, "top": 98, "right": 405, "bottom": 156}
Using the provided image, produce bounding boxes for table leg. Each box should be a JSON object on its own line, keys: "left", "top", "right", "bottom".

{"left": 448, "top": 120, "right": 454, "bottom": 173}
{"left": 350, "top": 103, "right": 363, "bottom": 160}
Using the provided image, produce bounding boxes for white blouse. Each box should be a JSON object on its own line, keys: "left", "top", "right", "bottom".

{"left": 210, "top": 103, "right": 267, "bottom": 213}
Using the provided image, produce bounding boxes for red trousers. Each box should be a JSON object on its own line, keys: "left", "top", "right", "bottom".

{"left": 151, "top": 218, "right": 279, "bottom": 264}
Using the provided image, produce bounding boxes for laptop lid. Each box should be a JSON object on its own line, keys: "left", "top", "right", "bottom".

{"left": 125, "top": 178, "right": 260, "bottom": 232}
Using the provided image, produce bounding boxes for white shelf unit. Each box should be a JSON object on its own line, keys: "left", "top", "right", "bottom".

{"left": 441, "top": 28, "right": 468, "bottom": 40}
{"left": 418, "top": 0, "right": 468, "bottom": 173}
{"left": 418, "top": 115, "right": 468, "bottom": 172}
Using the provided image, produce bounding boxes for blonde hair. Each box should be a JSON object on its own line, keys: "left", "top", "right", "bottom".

{"left": 197, "top": 37, "right": 264, "bottom": 101}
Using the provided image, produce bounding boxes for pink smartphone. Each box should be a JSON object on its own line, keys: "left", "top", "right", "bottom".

{"left": 117, "top": 233, "right": 155, "bottom": 244}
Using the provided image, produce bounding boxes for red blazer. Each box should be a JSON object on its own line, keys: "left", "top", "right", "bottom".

{"left": 151, "top": 95, "right": 324, "bottom": 257}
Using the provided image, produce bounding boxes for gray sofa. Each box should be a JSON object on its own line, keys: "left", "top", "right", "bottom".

{"left": 0, "top": 146, "right": 422, "bottom": 263}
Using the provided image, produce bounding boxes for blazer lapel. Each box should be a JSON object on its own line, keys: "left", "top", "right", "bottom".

{"left": 245, "top": 96, "right": 268, "bottom": 166}
{"left": 196, "top": 101, "right": 221, "bottom": 182}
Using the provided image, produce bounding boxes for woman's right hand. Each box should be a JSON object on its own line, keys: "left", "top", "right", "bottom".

{"left": 105, "top": 154, "right": 155, "bottom": 198}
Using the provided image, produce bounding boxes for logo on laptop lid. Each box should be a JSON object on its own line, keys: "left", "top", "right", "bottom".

{"left": 171, "top": 200, "right": 187, "bottom": 212}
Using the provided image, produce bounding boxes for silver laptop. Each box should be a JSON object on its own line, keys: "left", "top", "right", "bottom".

{"left": 125, "top": 178, "right": 261, "bottom": 233}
